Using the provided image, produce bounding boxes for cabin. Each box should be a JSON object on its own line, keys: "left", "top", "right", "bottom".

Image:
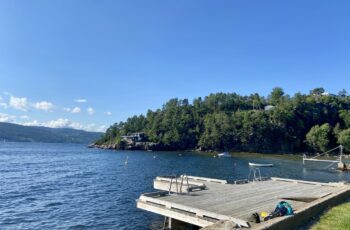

{"left": 264, "top": 105, "right": 275, "bottom": 111}
{"left": 121, "top": 132, "right": 146, "bottom": 142}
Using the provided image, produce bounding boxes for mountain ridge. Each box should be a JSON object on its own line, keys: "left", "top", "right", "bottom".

{"left": 0, "top": 122, "right": 102, "bottom": 144}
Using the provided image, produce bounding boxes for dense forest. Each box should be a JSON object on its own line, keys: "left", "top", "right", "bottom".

{"left": 96, "top": 87, "right": 350, "bottom": 154}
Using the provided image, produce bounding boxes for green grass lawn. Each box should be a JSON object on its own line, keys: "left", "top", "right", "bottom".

{"left": 311, "top": 202, "right": 350, "bottom": 230}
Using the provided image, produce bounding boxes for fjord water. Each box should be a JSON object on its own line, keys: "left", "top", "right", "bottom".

{"left": 1, "top": 143, "right": 350, "bottom": 230}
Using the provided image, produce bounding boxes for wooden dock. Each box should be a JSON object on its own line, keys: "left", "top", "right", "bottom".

{"left": 136, "top": 175, "right": 350, "bottom": 229}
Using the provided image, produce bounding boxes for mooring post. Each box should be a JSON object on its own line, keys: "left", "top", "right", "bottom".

{"left": 168, "top": 217, "right": 172, "bottom": 229}
{"left": 340, "top": 145, "right": 344, "bottom": 163}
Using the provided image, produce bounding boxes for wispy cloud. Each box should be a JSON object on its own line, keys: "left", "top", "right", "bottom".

{"left": 22, "top": 118, "right": 74, "bottom": 129}
{"left": 20, "top": 115, "right": 30, "bottom": 120}
{"left": 87, "top": 107, "right": 95, "bottom": 115}
{"left": 71, "top": 107, "right": 81, "bottom": 114}
{"left": 75, "top": 99, "right": 87, "bottom": 103}
{"left": 0, "top": 113, "right": 16, "bottom": 122}
{"left": 33, "top": 101, "right": 54, "bottom": 112}
{"left": 0, "top": 102, "right": 7, "bottom": 109}
{"left": 105, "top": 111, "right": 112, "bottom": 116}
{"left": 63, "top": 107, "right": 71, "bottom": 112}
{"left": 9, "top": 96, "right": 28, "bottom": 111}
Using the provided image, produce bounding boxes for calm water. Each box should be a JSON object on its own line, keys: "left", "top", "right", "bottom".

{"left": 1, "top": 142, "right": 350, "bottom": 229}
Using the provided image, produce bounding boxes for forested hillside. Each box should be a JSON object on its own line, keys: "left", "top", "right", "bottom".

{"left": 0, "top": 122, "right": 102, "bottom": 143}
{"left": 96, "top": 88, "right": 350, "bottom": 153}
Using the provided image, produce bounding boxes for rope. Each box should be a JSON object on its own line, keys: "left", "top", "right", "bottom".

{"left": 322, "top": 161, "right": 338, "bottom": 170}
{"left": 310, "top": 145, "right": 341, "bottom": 159}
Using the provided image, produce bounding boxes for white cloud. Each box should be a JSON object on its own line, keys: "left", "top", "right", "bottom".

{"left": 87, "top": 107, "right": 95, "bottom": 115}
{"left": 98, "top": 125, "right": 107, "bottom": 132}
{"left": 0, "top": 113, "right": 16, "bottom": 122}
{"left": 22, "top": 118, "right": 71, "bottom": 129}
{"left": 33, "top": 101, "right": 54, "bottom": 112}
{"left": 45, "top": 118, "right": 71, "bottom": 128}
{"left": 9, "top": 96, "right": 28, "bottom": 111}
{"left": 20, "top": 115, "right": 30, "bottom": 119}
{"left": 63, "top": 107, "right": 71, "bottom": 112}
{"left": 3, "top": 91, "right": 11, "bottom": 96}
{"left": 21, "top": 120, "right": 40, "bottom": 126}
{"left": 105, "top": 111, "right": 112, "bottom": 116}
{"left": 75, "top": 99, "right": 87, "bottom": 103}
{"left": 82, "top": 123, "right": 105, "bottom": 132}
{"left": 85, "top": 123, "right": 96, "bottom": 131}
{"left": 0, "top": 97, "right": 7, "bottom": 109}
{"left": 21, "top": 118, "right": 105, "bottom": 132}
{"left": 71, "top": 107, "right": 81, "bottom": 114}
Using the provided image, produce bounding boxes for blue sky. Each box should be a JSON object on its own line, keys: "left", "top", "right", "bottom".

{"left": 0, "top": 1, "right": 350, "bottom": 131}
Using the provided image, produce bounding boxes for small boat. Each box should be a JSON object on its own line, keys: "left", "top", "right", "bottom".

{"left": 218, "top": 152, "right": 231, "bottom": 157}
{"left": 248, "top": 162, "right": 273, "bottom": 167}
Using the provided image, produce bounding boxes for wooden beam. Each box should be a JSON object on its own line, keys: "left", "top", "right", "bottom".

{"left": 270, "top": 177, "right": 347, "bottom": 187}
{"left": 137, "top": 200, "right": 216, "bottom": 227}
{"left": 139, "top": 194, "right": 249, "bottom": 228}
{"left": 181, "top": 175, "right": 228, "bottom": 184}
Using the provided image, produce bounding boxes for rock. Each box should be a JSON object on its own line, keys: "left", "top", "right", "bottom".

{"left": 202, "top": 220, "right": 237, "bottom": 230}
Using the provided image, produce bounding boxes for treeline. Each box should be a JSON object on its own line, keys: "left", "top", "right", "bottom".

{"left": 96, "top": 87, "right": 350, "bottom": 153}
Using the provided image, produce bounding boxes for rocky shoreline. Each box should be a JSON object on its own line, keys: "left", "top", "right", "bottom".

{"left": 88, "top": 141, "right": 167, "bottom": 151}
{"left": 88, "top": 141, "right": 215, "bottom": 153}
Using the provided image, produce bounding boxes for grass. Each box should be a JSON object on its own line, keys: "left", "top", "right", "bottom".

{"left": 311, "top": 202, "right": 350, "bottom": 230}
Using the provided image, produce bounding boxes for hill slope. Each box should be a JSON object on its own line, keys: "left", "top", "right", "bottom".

{"left": 0, "top": 122, "right": 102, "bottom": 143}
{"left": 95, "top": 87, "right": 350, "bottom": 153}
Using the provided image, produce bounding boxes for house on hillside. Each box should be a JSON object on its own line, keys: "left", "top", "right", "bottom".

{"left": 121, "top": 132, "right": 146, "bottom": 142}
{"left": 264, "top": 105, "right": 275, "bottom": 111}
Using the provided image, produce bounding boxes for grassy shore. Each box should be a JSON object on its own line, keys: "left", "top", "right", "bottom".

{"left": 311, "top": 202, "right": 350, "bottom": 230}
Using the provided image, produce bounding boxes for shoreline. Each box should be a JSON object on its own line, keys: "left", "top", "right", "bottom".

{"left": 89, "top": 143, "right": 304, "bottom": 159}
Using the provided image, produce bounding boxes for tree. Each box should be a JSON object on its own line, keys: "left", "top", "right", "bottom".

{"left": 97, "top": 87, "right": 350, "bottom": 154}
{"left": 339, "top": 110, "right": 350, "bottom": 128}
{"left": 199, "top": 112, "right": 234, "bottom": 150}
{"left": 338, "top": 129, "right": 350, "bottom": 150}
{"left": 306, "top": 123, "right": 331, "bottom": 152}
{"left": 269, "top": 87, "right": 284, "bottom": 105}
{"left": 338, "top": 89, "right": 348, "bottom": 98}
{"left": 310, "top": 87, "right": 325, "bottom": 96}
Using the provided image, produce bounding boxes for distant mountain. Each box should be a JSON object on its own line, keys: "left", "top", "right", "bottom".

{"left": 0, "top": 122, "right": 102, "bottom": 144}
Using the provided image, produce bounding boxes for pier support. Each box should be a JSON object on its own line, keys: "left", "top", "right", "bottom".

{"left": 168, "top": 217, "right": 172, "bottom": 229}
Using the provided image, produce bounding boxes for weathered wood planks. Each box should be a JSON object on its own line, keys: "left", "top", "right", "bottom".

{"left": 137, "top": 176, "right": 350, "bottom": 229}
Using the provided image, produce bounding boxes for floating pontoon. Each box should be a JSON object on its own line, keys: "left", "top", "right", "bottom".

{"left": 137, "top": 175, "right": 350, "bottom": 229}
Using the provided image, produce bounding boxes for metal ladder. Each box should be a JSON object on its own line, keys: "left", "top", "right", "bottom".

{"left": 164, "top": 175, "right": 190, "bottom": 230}
{"left": 168, "top": 174, "right": 190, "bottom": 194}
{"left": 248, "top": 167, "right": 262, "bottom": 182}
